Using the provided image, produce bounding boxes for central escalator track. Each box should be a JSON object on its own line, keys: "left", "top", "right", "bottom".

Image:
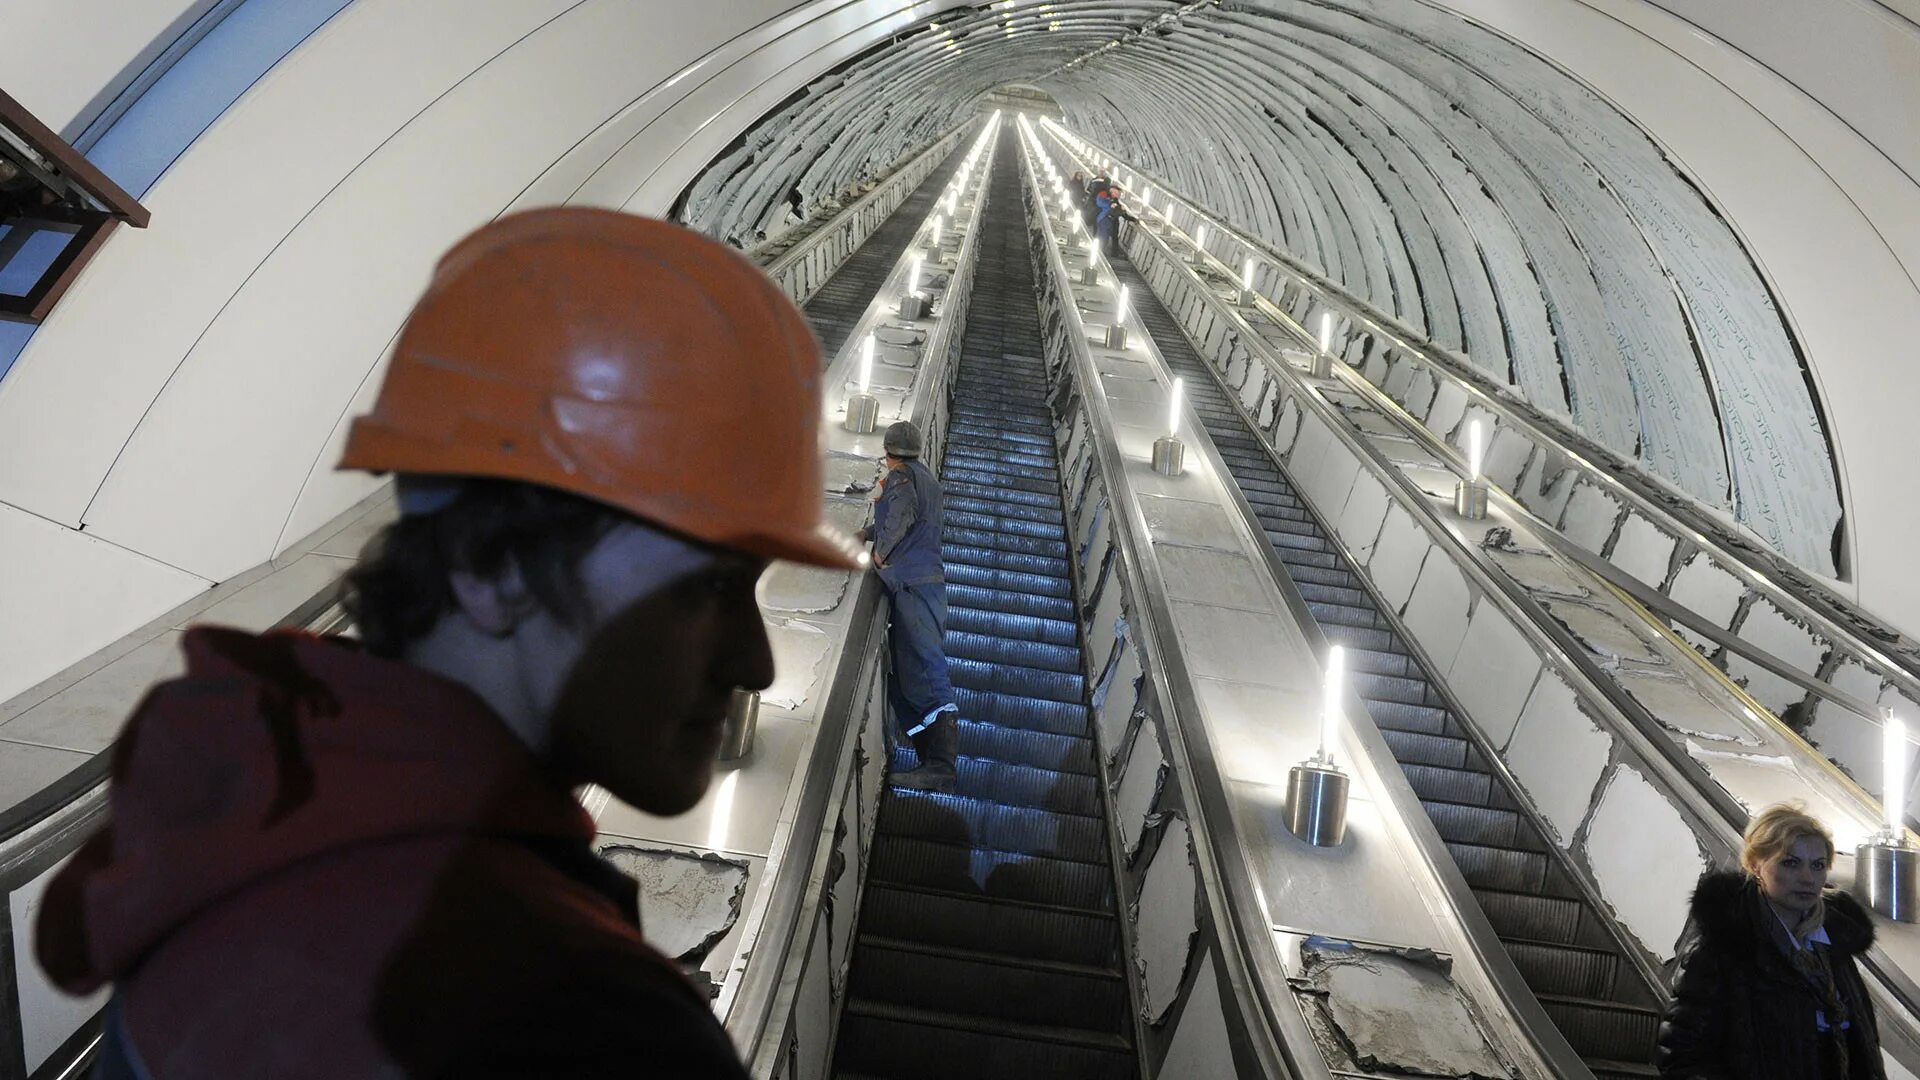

{"left": 833, "top": 130, "right": 1137, "bottom": 1080}
{"left": 1109, "top": 254, "right": 1663, "bottom": 1080}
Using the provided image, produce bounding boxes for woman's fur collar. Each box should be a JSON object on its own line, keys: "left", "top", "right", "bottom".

{"left": 1688, "top": 869, "right": 1877, "bottom": 956}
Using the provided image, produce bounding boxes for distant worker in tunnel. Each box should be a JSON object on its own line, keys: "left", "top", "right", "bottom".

{"left": 1095, "top": 182, "right": 1137, "bottom": 256}
{"left": 859, "top": 419, "right": 959, "bottom": 793}
{"left": 1657, "top": 803, "right": 1886, "bottom": 1080}
{"left": 35, "top": 209, "right": 862, "bottom": 1079}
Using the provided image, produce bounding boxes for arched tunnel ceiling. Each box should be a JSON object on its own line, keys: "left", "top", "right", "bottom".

{"left": 682, "top": 0, "right": 1843, "bottom": 579}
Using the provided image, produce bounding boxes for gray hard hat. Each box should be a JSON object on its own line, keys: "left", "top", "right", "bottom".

{"left": 883, "top": 420, "right": 923, "bottom": 459}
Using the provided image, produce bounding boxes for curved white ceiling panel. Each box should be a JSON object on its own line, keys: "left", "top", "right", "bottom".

{"left": 681, "top": 0, "right": 1842, "bottom": 579}
{"left": 1047, "top": 0, "right": 1837, "bottom": 575}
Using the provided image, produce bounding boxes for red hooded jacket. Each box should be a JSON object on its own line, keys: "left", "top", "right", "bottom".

{"left": 36, "top": 628, "right": 748, "bottom": 1078}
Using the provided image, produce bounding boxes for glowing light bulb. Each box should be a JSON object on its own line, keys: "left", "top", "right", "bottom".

{"left": 1468, "top": 419, "right": 1484, "bottom": 481}
{"left": 1116, "top": 285, "right": 1130, "bottom": 323}
{"left": 932, "top": 217, "right": 944, "bottom": 247}
{"left": 1318, "top": 312, "right": 1333, "bottom": 354}
{"left": 859, "top": 334, "right": 874, "bottom": 393}
{"left": 1195, "top": 224, "right": 1208, "bottom": 251}
{"left": 1168, "top": 377, "right": 1184, "bottom": 437}
{"left": 1321, "top": 645, "right": 1345, "bottom": 765}
{"left": 1141, "top": 190, "right": 1151, "bottom": 213}
{"left": 1887, "top": 711, "right": 1908, "bottom": 839}
{"left": 1242, "top": 258, "right": 1256, "bottom": 290}
{"left": 909, "top": 254, "right": 923, "bottom": 295}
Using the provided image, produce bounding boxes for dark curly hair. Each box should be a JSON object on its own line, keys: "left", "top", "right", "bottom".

{"left": 341, "top": 480, "right": 624, "bottom": 657}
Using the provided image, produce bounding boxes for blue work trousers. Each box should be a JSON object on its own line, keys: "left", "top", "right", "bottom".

{"left": 886, "top": 582, "right": 955, "bottom": 736}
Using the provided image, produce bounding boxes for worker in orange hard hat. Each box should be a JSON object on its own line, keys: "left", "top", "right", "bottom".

{"left": 37, "top": 209, "right": 857, "bottom": 1079}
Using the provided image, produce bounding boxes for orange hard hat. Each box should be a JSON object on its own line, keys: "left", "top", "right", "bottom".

{"left": 339, "top": 208, "right": 862, "bottom": 569}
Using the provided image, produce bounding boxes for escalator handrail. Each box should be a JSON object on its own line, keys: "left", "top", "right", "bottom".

{"left": 1013, "top": 120, "right": 1302, "bottom": 1080}
{"left": 1047, "top": 123, "right": 1920, "bottom": 711}
{"left": 728, "top": 118, "right": 995, "bottom": 1076}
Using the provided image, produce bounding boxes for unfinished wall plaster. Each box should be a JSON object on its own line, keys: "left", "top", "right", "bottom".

{"left": 763, "top": 618, "right": 832, "bottom": 711}
{"left": 1117, "top": 714, "right": 1169, "bottom": 860}
{"left": 1133, "top": 815, "right": 1200, "bottom": 1024}
{"left": 600, "top": 845, "right": 750, "bottom": 963}
{"left": 1297, "top": 940, "right": 1513, "bottom": 1078}
{"left": 1582, "top": 766, "right": 1708, "bottom": 961}
{"left": 1502, "top": 680, "right": 1613, "bottom": 845}
{"left": 1446, "top": 604, "right": 1543, "bottom": 748}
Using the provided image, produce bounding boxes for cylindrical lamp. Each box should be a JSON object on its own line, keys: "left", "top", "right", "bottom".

{"left": 1310, "top": 311, "right": 1336, "bottom": 378}
{"left": 1286, "top": 644, "right": 1350, "bottom": 846}
{"left": 1152, "top": 376, "right": 1186, "bottom": 476}
{"left": 845, "top": 333, "right": 880, "bottom": 433}
{"left": 1454, "top": 419, "right": 1490, "bottom": 520}
{"left": 717, "top": 688, "right": 760, "bottom": 761}
{"left": 1104, "top": 286, "right": 1131, "bottom": 349}
{"left": 1239, "top": 257, "right": 1258, "bottom": 306}
{"left": 1859, "top": 711, "right": 1919, "bottom": 921}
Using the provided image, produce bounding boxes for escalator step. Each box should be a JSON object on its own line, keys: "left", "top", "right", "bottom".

{"left": 836, "top": 1001, "right": 1133, "bottom": 1080}
{"left": 1379, "top": 729, "right": 1470, "bottom": 769}
{"left": 858, "top": 883, "right": 1118, "bottom": 968}
{"left": 943, "top": 526, "right": 1071, "bottom": 560}
{"left": 848, "top": 936, "right": 1127, "bottom": 1033}
{"left": 1364, "top": 699, "right": 1452, "bottom": 735}
{"left": 943, "top": 467, "right": 1061, "bottom": 496}
{"left": 946, "top": 630, "right": 1082, "bottom": 674}
{"left": 944, "top": 544, "right": 1073, "bottom": 580}
{"left": 1340, "top": 645, "right": 1418, "bottom": 678}
{"left": 881, "top": 790, "right": 1108, "bottom": 863}
{"left": 946, "top": 493, "right": 1065, "bottom": 526}
{"left": 944, "top": 509, "right": 1068, "bottom": 543}
{"left": 945, "top": 480, "right": 1064, "bottom": 512}
{"left": 953, "top": 718, "right": 1096, "bottom": 775}
{"left": 1504, "top": 939, "right": 1620, "bottom": 999}
{"left": 951, "top": 656, "right": 1085, "bottom": 703}
{"left": 1536, "top": 995, "right": 1661, "bottom": 1064}
{"left": 875, "top": 752, "right": 1098, "bottom": 813}
{"left": 1422, "top": 800, "right": 1522, "bottom": 847}
{"left": 947, "top": 605, "right": 1078, "bottom": 646}
{"left": 946, "top": 583, "right": 1076, "bottom": 622}
{"left": 946, "top": 422, "right": 1055, "bottom": 449}
{"left": 1354, "top": 670, "right": 1434, "bottom": 707}
{"left": 867, "top": 835, "right": 1113, "bottom": 910}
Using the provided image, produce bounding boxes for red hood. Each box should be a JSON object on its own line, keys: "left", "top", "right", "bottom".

{"left": 36, "top": 627, "right": 594, "bottom": 993}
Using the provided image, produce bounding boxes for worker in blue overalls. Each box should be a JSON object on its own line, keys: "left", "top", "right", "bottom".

{"left": 859, "top": 420, "right": 959, "bottom": 792}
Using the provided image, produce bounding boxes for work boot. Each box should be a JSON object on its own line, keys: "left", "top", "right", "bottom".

{"left": 894, "top": 708, "right": 959, "bottom": 793}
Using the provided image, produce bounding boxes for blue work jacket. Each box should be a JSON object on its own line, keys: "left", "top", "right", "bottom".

{"left": 872, "top": 459, "right": 945, "bottom": 589}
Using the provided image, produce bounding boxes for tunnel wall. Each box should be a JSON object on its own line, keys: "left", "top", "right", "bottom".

{"left": 1, "top": 0, "right": 1918, "bottom": 706}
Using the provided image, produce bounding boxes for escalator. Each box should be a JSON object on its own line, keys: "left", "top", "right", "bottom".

{"left": 833, "top": 130, "right": 1138, "bottom": 1080}
{"left": 799, "top": 146, "right": 970, "bottom": 358}
{"left": 1108, "top": 253, "right": 1664, "bottom": 1080}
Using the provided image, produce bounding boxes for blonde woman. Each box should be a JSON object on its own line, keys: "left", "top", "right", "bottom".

{"left": 1657, "top": 803, "right": 1885, "bottom": 1079}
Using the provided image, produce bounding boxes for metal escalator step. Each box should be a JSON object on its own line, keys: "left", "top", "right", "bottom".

{"left": 1380, "top": 728, "right": 1469, "bottom": 769}
{"left": 955, "top": 686, "right": 1090, "bottom": 737}
{"left": 1504, "top": 938, "right": 1620, "bottom": 999}
{"left": 942, "top": 467, "right": 1061, "bottom": 496}
{"left": 881, "top": 789, "right": 1107, "bottom": 862}
{"left": 877, "top": 753, "right": 1097, "bottom": 814}
{"left": 1233, "top": 474, "right": 1296, "bottom": 498}
{"left": 836, "top": 1000, "right": 1133, "bottom": 1080}
{"left": 1421, "top": 799, "right": 1522, "bottom": 847}
{"left": 1292, "top": 580, "right": 1374, "bottom": 607}
{"left": 1307, "top": 600, "right": 1389, "bottom": 630}
{"left": 1339, "top": 645, "right": 1417, "bottom": 678}
{"left": 867, "top": 835, "right": 1113, "bottom": 910}
{"left": 951, "top": 656, "right": 1084, "bottom": 704}
{"left": 858, "top": 883, "right": 1118, "bottom": 968}
{"left": 1364, "top": 698, "right": 1451, "bottom": 734}
{"left": 1473, "top": 888, "right": 1584, "bottom": 946}
{"left": 946, "top": 582, "right": 1075, "bottom": 622}
{"left": 848, "top": 936, "right": 1127, "bottom": 1033}
{"left": 1444, "top": 840, "right": 1578, "bottom": 896}
{"left": 1354, "top": 670, "right": 1433, "bottom": 706}
{"left": 1536, "top": 994, "right": 1660, "bottom": 1064}
{"left": 1274, "top": 548, "right": 1345, "bottom": 574}
{"left": 946, "top": 422, "right": 1055, "bottom": 448}
{"left": 948, "top": 410, "right": 1052, "bottom": 436}
{"left": 1585, "top": 1060, "right": 1661, "bottom": 1079}
{"left": 946, "top": 493, "right": 1066, "bottom": 526}
{"left": 943, "top": 562, "right": 1073, "bottom": 601}
{"left": 943, "top": 543, "right": 1073, "bottom": 580}
{"left": 945, "top": 480, "right": 1063, "bottom": 511}
{"left": 947, "top": 605, "right": 1078, "bottom": 647}
{"left": 945, "top": 629, "right": 1082, "bottom": 674}
{"left": 942, "top": 526, "right": 1071, "bottom": 560}
{"left": 954, "top": 718, "right": 1095, "bottom": 775}
{"left": 944, "top": 447, "right": 1059, "bottom": 477}
{"left": 944, "top": 509, "right": 1068, "bottom": 543}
